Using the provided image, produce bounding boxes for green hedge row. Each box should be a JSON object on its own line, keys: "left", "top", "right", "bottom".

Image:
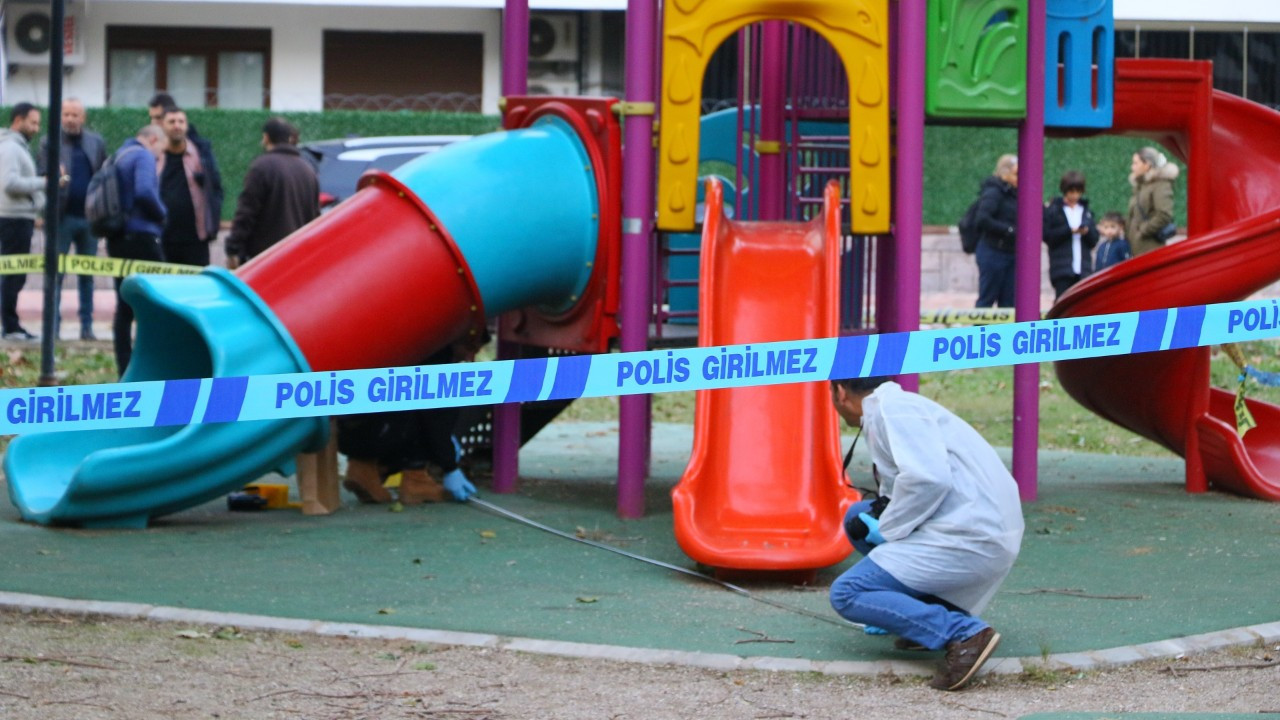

{"left": 6, "top": 105, "right": 1184, "bottom": 226}
{"left": 923, "top": 126, "right": 1188, "bottom": 228}
{"left": 6, "top": 105, "right": 501, "bottom": 221}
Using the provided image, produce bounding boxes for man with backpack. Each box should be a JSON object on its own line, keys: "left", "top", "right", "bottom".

{"left": 104, "top": 125, "right": 167, "bottom": 376}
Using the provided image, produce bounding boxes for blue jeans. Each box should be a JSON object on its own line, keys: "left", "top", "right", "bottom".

{"left": 55, "top": 215, "right": 97, "bottom": 332}
{"left": 975, "top": 241, "right": 1016, "bottom": 308}
{"left": 830, "top": 500, "right": 988, "bottom": 650}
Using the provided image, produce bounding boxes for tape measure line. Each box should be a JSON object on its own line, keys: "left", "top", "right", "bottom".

{"left": 3, "top": 298, "right": 1280, "bottom": 435}
{"left": 0, "top": 254, "right": 201, "bottom": 277}
{"left": 468, "top": 497, "right": 861, "bottom": 630}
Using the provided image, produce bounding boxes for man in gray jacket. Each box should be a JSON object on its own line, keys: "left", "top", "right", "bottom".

{"left": 39, "top": 98, "right": 107, "bottom": 340}
{"left": 0, "top": 103, "right": 47, "bottom": 341}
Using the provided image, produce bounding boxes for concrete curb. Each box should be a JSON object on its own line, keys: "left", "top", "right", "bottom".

{"left": 3, "top": 591, "right": 1277, "bottom": 679}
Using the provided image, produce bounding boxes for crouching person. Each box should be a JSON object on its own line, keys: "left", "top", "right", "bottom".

{"left": 828, "top": 376, "right": 1024, "bottom": 691}
{"left": 338, "top": 330, "right": 488, "bottom": 505}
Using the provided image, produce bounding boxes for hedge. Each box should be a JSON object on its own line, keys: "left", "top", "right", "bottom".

{"left": 5, "top": 105, "right": 1185, "bottom": 226}
{"left": 6, "top": 105, "right": 501, "bottom": 221}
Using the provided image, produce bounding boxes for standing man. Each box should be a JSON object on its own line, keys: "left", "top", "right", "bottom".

{"left": 828, "top": 376, "right": 1024, "bottom": 691}
{"left": 156, "top": 106, "right": 222, "bottom": 267}
{"left": 108, "top": 125, "right": 168, "bottom": 376}
{"left": 225, "top": 117, "right": 319, "bottom": 267}
{"left": 39, "top": 98, "right": 107, "bottom": 340}
{"left": 0, "top": 103, "right": 47, "bottom": 342}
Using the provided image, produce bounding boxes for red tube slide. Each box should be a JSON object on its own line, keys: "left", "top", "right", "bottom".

{"left": 1050, "top": 59, "right": 1280, "bottom": 500}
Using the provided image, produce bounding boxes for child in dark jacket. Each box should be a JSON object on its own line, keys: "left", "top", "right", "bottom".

{"left": 1042, "top": 170, "right": 1099, "bottom": 299}
{"left": 1094, "top": 211, "right": 1132, "bottom": 272}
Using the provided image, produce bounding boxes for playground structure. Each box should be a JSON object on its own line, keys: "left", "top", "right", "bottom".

{"left": 7, "top": 0, "right": 1280, "bottom": 568}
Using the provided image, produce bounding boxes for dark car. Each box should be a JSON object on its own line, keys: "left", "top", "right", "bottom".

{"left": 300, "top": 135, "right": 469, "bottom": 210}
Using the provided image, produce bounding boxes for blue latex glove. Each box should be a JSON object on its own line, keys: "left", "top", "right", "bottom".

{"left": 858, "top": 512, "right": 885, "bottom": 545}
{"left": 442, "top": 468, "right": 477, "bottom": 502}
{"left": 863, "top": 625, "right": 889, "bottom": 636}
{"left": 451, "top": 435, "right": 464, "bottom": 463}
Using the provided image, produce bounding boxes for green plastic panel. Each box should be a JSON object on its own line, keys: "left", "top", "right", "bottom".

{"left": 926, "top": 0, "right": 1028, "bottom": 120}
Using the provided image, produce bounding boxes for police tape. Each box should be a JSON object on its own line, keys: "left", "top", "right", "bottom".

{"left": 0, "top": 254, "right": 200, "bottom": 277}
{"left": 919, "top": 307, "right": 1016, "bottom": 325}
{"left": 5, "top": 297, "right": 1280, "bottom": 435}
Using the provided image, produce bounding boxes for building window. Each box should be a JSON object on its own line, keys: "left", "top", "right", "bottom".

{"left": 1194, "top": 31, "right": 1245, "bottom": 96}
{"left": 1246, "top": 32, "right": 1280, "bottom": 107}
{"left": 106, "top": 26, "right": 271, "bottom": 108}
{"left": 322, "top": 31, "right": 483, "bottom": 112}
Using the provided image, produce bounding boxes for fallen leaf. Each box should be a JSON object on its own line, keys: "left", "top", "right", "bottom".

{"left": 377, "top": 608, "right": 396, "bottom": 615}
{"left": 479, "top": 530, "right": 497, "bottom": 539}
{"left": 576, "top": 596, "right": 598, "bottom": 604}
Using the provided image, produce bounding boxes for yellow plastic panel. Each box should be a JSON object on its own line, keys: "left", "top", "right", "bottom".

{"left": 658, "top": 0, "right": 890, "bottom": 233}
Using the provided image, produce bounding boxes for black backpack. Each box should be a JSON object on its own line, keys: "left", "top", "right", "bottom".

{"left": 958, "top": 197, "right": 981, "bottom": 254}
{"left": 85, "top": 146, "right": 143, "bottom": 237}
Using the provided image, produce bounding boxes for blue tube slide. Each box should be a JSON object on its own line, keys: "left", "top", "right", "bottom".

{"left": 5, "top": 115, "right": 599, "bottom": 528}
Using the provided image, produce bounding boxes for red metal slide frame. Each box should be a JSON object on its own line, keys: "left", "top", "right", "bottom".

{"left": 1050, "top": 59, "right": 1280, "bottom": 500}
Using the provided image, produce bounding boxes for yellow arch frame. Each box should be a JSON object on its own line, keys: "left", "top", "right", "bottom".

{"left": 657, "top": 0, "right": 890, "bottom": 233}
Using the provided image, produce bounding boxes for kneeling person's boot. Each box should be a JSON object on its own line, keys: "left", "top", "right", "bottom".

{"left": 930, "top": 627, "right": 1000, "bottom": 691}
{"left": 399, "top": 468, "right": 446, "bottom": 505}
{"left": 343, "top": 458, "right": 393, "bottom": 504}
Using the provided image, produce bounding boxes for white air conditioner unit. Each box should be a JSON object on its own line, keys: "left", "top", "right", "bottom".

{"left": 528, "top": 78, "right": 579, "bottom": 97}
{"left": 528, "top": 69, "right": 579, "bottom": 97}
{"left": 529, "top": 12, "right": 578, "bottom": 63}
{"left": 5, "top": 3, "right": 86, "bottom": 66}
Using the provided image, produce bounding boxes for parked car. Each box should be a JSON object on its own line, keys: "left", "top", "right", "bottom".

{"left": 300, "top": 135, "right": 469, "bottom": 210}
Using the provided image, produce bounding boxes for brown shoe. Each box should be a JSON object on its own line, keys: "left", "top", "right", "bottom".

{"left": 894, "top": 637, "right": 929, "bottom": 651}
{"left": 930, "top": 627, "right": 1000, "bottom": 691}
{"left": 399, "top": 469, "right": 445, "bottom": 505}
{"left": 342, "top": 459, "right": 392, "bottom": 504}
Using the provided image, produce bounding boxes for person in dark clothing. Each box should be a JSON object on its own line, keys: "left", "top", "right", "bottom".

{"left": 225, "top": 118, "right": 319, "bottom": 267}
{"left": 108, "top": 125, "right": 168, "bottom": 376}
{"left": 1093, "top": 211, "right": 1131, "bottom": 272}
{"left": 338, "top": 331, "right": 488, "bottom": 505}
{"left": 39, "top": 98, "right": 108, "bottom": 340}
{"left": 973, "top": 154, "right": 1019, "bottom": 308}
{"left": 156, "top": 107, "right": 222, "bottom": 266}
{"left": 1042, "top": 170, "right": 1099, "bottom": 300}
{"left": 147, "top": 93, "right": 202, "bottom": 140}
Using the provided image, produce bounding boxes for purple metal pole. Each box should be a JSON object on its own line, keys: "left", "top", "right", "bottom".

{"left": 491, "top": 0, "right": 530, "bottom": 494}
{"left": 617, "top": 0, "right": 658, "bottom": 518}
{"left": 892, "top": 0, "right": 925, "bottom": 393}
{"left": 758, "top": 22, "right": 786, "bottom": 221}
{"left": 1013, "top": 0, "right": 1045, "bottom": 502}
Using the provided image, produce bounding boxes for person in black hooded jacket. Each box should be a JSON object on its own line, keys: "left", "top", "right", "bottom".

{"left": 973, "top": 154, "right": 1019, "bottom": 308}
{"left": 1042, "top": 170, "right": 1098, "bottom": 299}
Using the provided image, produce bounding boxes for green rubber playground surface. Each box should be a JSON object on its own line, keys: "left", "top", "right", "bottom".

{"left": 1, "top": 422, "right": 1278, "bottom": 663}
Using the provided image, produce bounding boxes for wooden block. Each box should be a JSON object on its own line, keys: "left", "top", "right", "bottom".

{"left": 297, "top": 419, "right": 341, "bottom": 515}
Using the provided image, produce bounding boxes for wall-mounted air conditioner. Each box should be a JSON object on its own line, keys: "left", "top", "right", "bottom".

{"left": 5, "top": 3, "right": 86, "bottom": 66}
{"left": 529, "top": 12, "right": 578, "bottom": 63}
{"left": 528, "top": 77, "right": 579, "bottom": 97}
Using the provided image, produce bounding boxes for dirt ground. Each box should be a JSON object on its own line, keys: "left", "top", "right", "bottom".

{"left": 0, "top": 610, "right": 1277, "bottom": 720}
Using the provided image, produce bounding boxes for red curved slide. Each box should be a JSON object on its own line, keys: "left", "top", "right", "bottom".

{"left": 672, "top": 180, "right": 861, "bottom": 573}
{"left": 1050, "top": 59, "right": 1280, "bottom": 500}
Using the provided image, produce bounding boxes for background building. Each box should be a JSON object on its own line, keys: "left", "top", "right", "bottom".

{"left": 0, "top": 0, "right": 1277, "bottom": 113}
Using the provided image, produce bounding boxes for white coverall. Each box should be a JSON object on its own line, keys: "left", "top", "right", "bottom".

{"left": 861, "top": 382, "right": 1025, "bottom": 614}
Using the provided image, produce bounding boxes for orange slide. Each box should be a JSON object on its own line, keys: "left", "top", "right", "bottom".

{"left": 1051, "top": 59, "right": 1280, "bottom": 500}
{"left": 672, "top": 180, "right": 861, "bottom": 574}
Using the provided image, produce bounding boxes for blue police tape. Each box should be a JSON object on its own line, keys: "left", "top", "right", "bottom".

{"left": 4, "top": 298, "right": 1280, "bottom": 435}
